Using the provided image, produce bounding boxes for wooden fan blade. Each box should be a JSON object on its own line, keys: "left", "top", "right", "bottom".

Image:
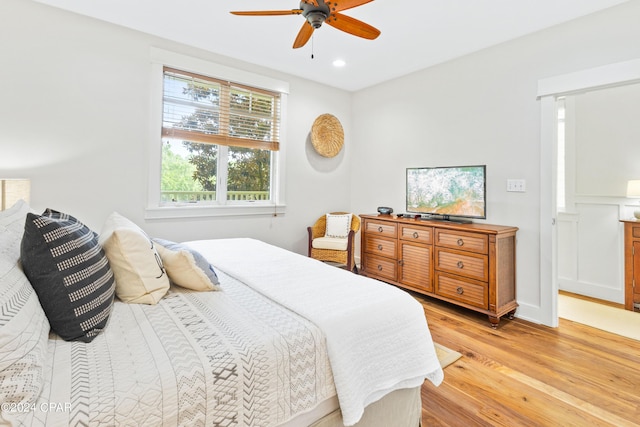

{"left": 302, "top": 0, "right": 320, "bottom": 6}
{"left": 293, "top": 21, "right": 315, "bottom": 48}
{"left": 326, "top": 12, "right": 380, "bottom": 40}
{"left": 332, "top": 0, "right": 374, "bottom": 12}
{"left": 230, "top": 10, "right": 302, "bottom": 16}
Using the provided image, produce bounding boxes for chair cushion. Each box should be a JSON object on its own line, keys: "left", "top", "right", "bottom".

{"left": 325, "top": 213, "right": 352, "bottom": 238}
{"left": 312, "top": 236, "right": 349, "bottom": 251}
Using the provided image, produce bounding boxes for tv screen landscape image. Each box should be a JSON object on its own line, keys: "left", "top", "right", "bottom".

{"left": 406, "top": 165, "right": 486, "bottom": 219}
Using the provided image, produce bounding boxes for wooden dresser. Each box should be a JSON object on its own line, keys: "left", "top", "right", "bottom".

{"left": 360, "top": 214, "right": 518, "bottom": 327}
{"left": 620, "top": 219, "right": 640, "bottom": 312}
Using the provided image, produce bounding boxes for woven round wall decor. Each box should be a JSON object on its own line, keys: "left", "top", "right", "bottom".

{"left": 311, "top": 114, "right": 344, "bottom": 158}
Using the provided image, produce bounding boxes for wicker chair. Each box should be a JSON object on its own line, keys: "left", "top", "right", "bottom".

{"left": 307, "top": 212, "right": 361, "bottom": 273}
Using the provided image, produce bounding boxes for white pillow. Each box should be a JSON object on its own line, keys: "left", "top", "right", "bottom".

{"left": 98, "top": 212, "right": 170, "bottom": 304}
{"left": 153, "top": 239, "right": 221, "bottom": 292}
{"left": 325, "top": 213, "right": 353, "bottom": 239}
{"left": 0, "top": 200, "right": 50, "bottom": 424}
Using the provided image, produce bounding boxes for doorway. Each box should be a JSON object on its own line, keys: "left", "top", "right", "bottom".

{"left": 537, "top": 58, "right": 640, "bottom": 327}
{"left": 555, "top": 85, "right": 640, "bottom": 304}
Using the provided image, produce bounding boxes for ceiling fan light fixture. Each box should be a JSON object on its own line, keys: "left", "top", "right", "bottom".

{"left": 306, "top": 11, "right": 327, "bottom": 28}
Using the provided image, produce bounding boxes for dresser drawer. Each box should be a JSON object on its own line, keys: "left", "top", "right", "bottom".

{"left": 400, "top": 224, "right": 432, "bottom": 244}
{"left": 364, "top": 220, "right": 397, "bottom": 238}
{"left": 435, "top": 272, "right": 488, "bottom": 309}
{"left": 435, "top": 229, "right": 488, "bottom": 254}
{"left": 633, "top": 225, "right": 640, "bottom": 239}
{"left": 364, "top": 235, "right": 397, "bottom": 258}
{"left": 364, "top": 254, "right": 397, "bottom": 281}
{"left": 435, "top": 247, "right": 488, "bottom": 282}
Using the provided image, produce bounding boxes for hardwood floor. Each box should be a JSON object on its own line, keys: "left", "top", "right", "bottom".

{"left": 417, "top": 294, "right": 640, "bottom": 427}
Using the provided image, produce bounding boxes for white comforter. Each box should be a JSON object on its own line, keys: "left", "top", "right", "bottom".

{"left": 186, "top": 238, "right": 444, "bottom": 426}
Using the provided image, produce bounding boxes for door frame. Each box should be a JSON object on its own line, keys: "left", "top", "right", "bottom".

{"left": 537, "top": 58, "right": 640, "bottom": 327}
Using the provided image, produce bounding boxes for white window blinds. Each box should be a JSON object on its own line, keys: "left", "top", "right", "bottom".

{"left": 162, "top": 67, "right": 281, "bottom": 151}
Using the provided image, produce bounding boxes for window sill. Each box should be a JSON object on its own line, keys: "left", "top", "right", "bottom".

{"left": 144, "top": 203, "right": 286, "bottom": 220}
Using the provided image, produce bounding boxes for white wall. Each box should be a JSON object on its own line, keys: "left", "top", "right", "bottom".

{"left": 0, "top": 0, "right": 353, "bottom": 256}
{"left": 574, "top": 83, "right": 640, "bottom": 196}
{"left": 351, "top": 1, "right": 640, "bottom": 324}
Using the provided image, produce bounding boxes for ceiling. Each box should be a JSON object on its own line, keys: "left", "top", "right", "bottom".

{"left": 33, "top": 0, "right": 628, "bottom": 92}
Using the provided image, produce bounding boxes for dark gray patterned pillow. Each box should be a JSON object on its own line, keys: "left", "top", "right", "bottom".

{"left": 21, "top": 209, "right": 115, "bottom": 342}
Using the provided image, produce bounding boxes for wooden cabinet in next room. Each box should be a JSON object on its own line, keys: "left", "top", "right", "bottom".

{"left": 621, "top": 220, "right": 640, "bottom": 312}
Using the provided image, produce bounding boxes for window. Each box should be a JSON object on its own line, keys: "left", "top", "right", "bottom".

{"left": 162, "top": 67, "right": 280, "bottom": 204}
{"left": 146, "top": 49, "right": 289, "bottom": 219}
{"left": 557, "top": 97, "right": 566, "bottom": 210}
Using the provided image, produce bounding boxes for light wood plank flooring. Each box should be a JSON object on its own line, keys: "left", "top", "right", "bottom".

{"left": 417, "top": 294, "right": 640, "bottom": 426}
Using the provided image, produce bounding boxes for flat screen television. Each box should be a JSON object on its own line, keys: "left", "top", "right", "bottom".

{"left": 406, "top": 165, "right": 486, "bottom": 222}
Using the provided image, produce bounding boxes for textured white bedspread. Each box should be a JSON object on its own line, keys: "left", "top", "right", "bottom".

{"left": 9, "top": 268, "right": 335, "bottom": 427}
{"left": 186, "top": 238, "right": 444, "bottom": 426}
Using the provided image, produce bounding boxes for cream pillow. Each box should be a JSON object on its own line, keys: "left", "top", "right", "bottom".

{"left": 325, "top": 213, "right": 352, "bottom": 238}
{"left": 153, "top": 239, "right": 221, "bottom": 291}
{"left": 98, "top": 212, "right": 169, "bottom": 304}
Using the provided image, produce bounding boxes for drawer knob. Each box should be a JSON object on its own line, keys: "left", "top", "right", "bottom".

{"left": 398, "top": 260, "right": 404, "bottom": 266}
{"left": 457, "top": 261, "right": 464, "bottom": 269}
{"left": 377, "top": 244, "right": 383, "bottom": 251}
{"left": 457, "top": 238, "right": 464, "bottom": 246}
{"left": 412, "top": 232, "right": 419, "bottom": 239}
{"left": 377, "top": 264, "right": 383, "bottom": 271}
{"left": 456, "top": 287, "right": 464, "bottom": 295}
{"left": 378, "top": 226, "right": 383, "bottom": 232}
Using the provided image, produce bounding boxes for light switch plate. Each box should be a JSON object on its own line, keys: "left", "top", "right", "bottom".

{"left": 507, "top": 179, "right": 526, "bottom": 192}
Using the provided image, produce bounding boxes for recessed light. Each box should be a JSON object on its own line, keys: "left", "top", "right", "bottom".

{"left": 332, "top": 59, "right": 346, "bottom": 68}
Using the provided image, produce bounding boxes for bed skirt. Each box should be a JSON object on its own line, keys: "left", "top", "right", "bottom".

{"left": 310, "top": 387, "right": 421, "bottom": 427}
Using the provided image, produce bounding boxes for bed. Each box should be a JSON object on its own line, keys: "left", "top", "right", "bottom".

{"left": 0, "top": 201, "right": 443, "bottom": 427}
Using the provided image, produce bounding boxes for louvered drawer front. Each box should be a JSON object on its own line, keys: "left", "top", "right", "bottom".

{"left": 435, "top": 248, "right": 488, "bottom": 281}
{"left": 364, "top": 254, "right": 397, "bottom": 281}
{"left": 400, "top": 224, "right": 432, "bottom": 244}
{"left": 364, "top": 236, "right": 397, "bottom": 258}
{"left": 435, "top": 229, "right": 488, "bottom": 254}
{"left": 435, "top": 273, "right": 488, "bottom": 309}
{"left": 364, "top": 220, "right": 397, "bottom": 238}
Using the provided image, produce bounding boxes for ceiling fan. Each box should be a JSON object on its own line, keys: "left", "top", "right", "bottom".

{"left": 230, "top": 0, "right": 380, "bottom": 49}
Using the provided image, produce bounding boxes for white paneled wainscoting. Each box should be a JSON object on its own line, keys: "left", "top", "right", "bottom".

{"left": 557, "top": 196, "right": 639, "bottom": 304}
